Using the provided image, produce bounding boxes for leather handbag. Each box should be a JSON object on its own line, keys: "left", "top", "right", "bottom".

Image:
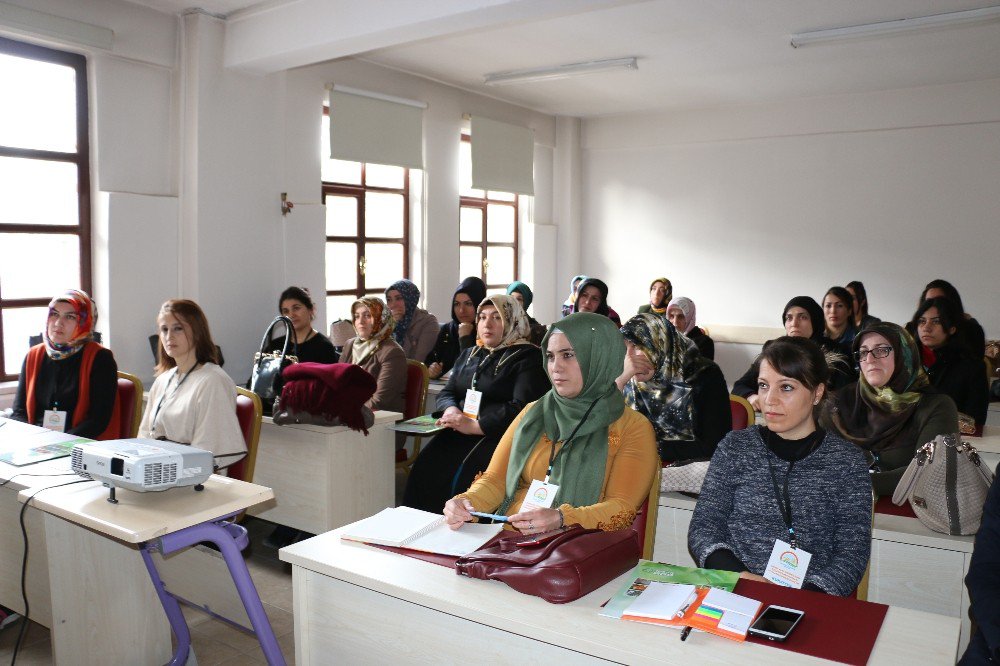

{"left": 454, "top": 525, "right": 640, "bottom": 604}
{"left": 250, "top": 316, "right": 298, "bottom": 415}
{"left": 892, "top": 433, "right": 994, "bottom": 536}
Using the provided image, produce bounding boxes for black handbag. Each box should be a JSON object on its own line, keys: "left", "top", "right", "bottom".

{"left": 250, "top": 316, "right": 298, "bottom": 415}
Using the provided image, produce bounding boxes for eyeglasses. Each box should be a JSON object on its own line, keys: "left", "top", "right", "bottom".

{"left": 854, "top": 345, "right": 893, "bottom": 362}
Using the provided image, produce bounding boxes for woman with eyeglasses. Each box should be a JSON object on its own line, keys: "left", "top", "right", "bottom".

{"left": 11, "top": 289, "right": 119, "bottom": 440}
{"left": 403, "top": 295, "right": 550, "bottom": 513}
{"left": 822, "top": 322, "right": 958, "bottom": 497}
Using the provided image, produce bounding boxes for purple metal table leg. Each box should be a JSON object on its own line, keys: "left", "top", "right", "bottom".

{"left": 139, "top": 545, "right": 192, "bottom": 666}
{"left": 141, "top": 515, "right": 287, "bottom": 666}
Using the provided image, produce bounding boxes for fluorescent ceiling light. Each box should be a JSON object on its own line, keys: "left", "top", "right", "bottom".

{"left": 484, "top": 57, "right": 638, "bottom": 86}
{"left": 790, "top": 5, "right": 1000, "bottom": 48}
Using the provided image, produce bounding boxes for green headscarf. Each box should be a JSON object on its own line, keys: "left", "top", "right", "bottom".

{"left": 499, "top": 312, "right": 626, "bottom": 512}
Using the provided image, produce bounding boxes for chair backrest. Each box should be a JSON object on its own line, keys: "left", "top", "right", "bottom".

{"left": 729, "top": 394, "right": 755, "bottom": 431}
{"left": 229, "top": 387, "right": 263, "bottom": 483}
{"left": 116, "top": 371, "right": 143, "bottom": 439}
{"left": 404, "top": 360, "right": 430, "bottom": 420}
{"left": 631, "top": 465, "right": 662, "bottom": 560}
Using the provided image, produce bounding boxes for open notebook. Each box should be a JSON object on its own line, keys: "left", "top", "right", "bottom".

{"left": 341, "top": 506, "right": 503, "bottom": 557}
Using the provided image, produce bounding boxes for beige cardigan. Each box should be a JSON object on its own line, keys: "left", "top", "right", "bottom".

{"left": 339, "top": 338, "right": 407, "bottom": 413}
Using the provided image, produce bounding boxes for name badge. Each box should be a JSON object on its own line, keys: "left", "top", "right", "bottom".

{"left": 42, "top": 409, "right": 68, "bottom": 433}
{"left": 763, "top": 539, "right": 812, "bottom": 589}
{"left": 521, "top": 479, "right": 559, "bottom": 510}
{"left": 463, "top": 389, "right": 483, "bottom": 419}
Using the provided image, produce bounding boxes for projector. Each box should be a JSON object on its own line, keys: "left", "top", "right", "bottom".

{"left": 71, "top": 439, "right": 214, "bottom": 503}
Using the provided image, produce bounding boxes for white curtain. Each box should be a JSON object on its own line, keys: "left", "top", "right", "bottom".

{"left": 328, "top": 86, "right": 424, "bottom": 169}
{"left": 470, "top": 115, "right": 534, "bottom": 195}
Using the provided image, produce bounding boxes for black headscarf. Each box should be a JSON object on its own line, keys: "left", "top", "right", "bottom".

{"left": 573, "top": 278, "right": 611, "bottom": 318}
{"left": 451, "top": 276, "right": 487, "bottom": 324}
{"left": 782, "top": 296, "right": 825, "bottom": 343}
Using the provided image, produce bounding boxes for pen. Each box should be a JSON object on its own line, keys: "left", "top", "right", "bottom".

{"left": 680, "top": 626, "right": 692, "bottom": 641}
{"left": 675, "top": 591, "right": 698, "bottom": 618}
{"left": 469, "top": 511, "right": 510, "bottom": 523}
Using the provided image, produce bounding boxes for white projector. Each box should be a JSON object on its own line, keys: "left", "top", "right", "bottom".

{"left": 71, "top": 439, "right": 214, "bottom": 502}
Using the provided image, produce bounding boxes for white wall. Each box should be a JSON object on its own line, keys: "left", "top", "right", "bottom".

{"left": 582, "top": 78, "right": 1000, "bottom": 366}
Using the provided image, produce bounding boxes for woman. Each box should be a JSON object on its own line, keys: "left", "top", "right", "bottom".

{"left": 11, "top": 289, "right": 119, "bottom": 440}
{"left": 426, "top": 276, "right": 486, "bottom": 379}
{"left": 732, "top": 296, "right": 854, "bottom": 405}
{"left": 139, "top": 300, "right": 246, "bottom": 469}
{"left": 637, "top": 277, "right": 672, "bottom": 316}
{"left": 560, "top": 275, "right": 586, "bottom": 318}
{"left": 385, "top": 279, "right": 438, "bottom": 362}
{"left": 264, "top": 286, "right": 338, "bottom": 363}
{"left": 911, "top": 297, "right": 988, "bottom": 428}
{"left": 444, "top": 312, "right": 657, "bottom": 532}
{"left": 689, "top": 337, "right": 871, "bottom": 596}
{"left": 616, "top": 313, "right": 730, "bottom": 462}
{"left": 666, "top": 296, "right": 714, "bottom": 360}
{"left": 339, "top": 297, "right": 406, "bottom": 413}
{"left": 917, "top": 279, "right": 986, "bottom": 358}
{"left": 404, "top": 295, "right": 550, "bottom": 513}
{"left": 822, "top": 322, "right": 959, "bottom": 497}
{"left": 506, "top": 280, "right": 547, "bottom": 345}
{"left": 573, "top": 277, "right": 622, "bottom": 326}
{"left": 845, "top": 281, "right": 880, "bottom": 330}
{"left": 821, "top": 286, "right": 857, "bottom": 354}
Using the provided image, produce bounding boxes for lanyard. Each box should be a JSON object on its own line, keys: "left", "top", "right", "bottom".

{"left": 470, "top": 347, "right": 523, "bottom": 391}
{"left": 767, "top": 457, "right": 798, "bottom": 549}
{"left": 149, "top": 367, "right": 195, "bottom": 435}
{"left": 545, "top": 398, "right": 600, "bottom": 483}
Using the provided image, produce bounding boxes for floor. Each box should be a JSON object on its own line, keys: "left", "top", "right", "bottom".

{"left": 0, "top": 516, "right": 297, "bottom": 665}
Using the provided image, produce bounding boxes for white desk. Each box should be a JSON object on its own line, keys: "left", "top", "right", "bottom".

{"left": 655, "top": 490, "right": 977, "bottom": 656}
{"left": 249, "top": 410, "right": 399, "bottom": 534}
{"left": 280, "top": 527, "right": 960, "bottom": 665}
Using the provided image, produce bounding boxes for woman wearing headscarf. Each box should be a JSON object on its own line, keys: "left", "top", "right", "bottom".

{"left": 666, "top": 296, "right": 714, "bottom": 360}
{"left": 732, "top": 296, "right": 855, "bottom": 406}
{"left": 11, "top": 289, "right": 119, "bottom": 439}
{"left": 426, "top": 276, "right": 487, "bottom": 379}
{"left": 506, "top": 280, "right": 547, "bottom": 345}
{"left": 637, "top": 277, "right": 672, "bottom": 316}
{"left": 822, "top": 322, "right": 959, "bottom": 497}
{"left": 385, "top": 279, "right": 438, "bottom": 362}
{"left": 404, "top": 295, "right": 550, "bottom": 513}
{"left": 339, "top": 297, "right": 406, "bottom": 413}
{"left": 616, "top": 314, "right": 730, "bottom": 462}
{"left": 573, "top": 277, "right": 622, "bottom": 326}
{"left": 560, "top": 274, "right": 586, "bottom": 318}
{"left": 444, "top": 312, "right": 657, "bottom": 532}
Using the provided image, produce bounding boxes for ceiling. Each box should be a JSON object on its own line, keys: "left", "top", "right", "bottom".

{"left": 130, "top": 0, "right": 1000, "bottom": 117}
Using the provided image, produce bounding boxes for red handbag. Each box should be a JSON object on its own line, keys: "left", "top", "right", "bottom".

{"left": 454, "top": 525, "right": 640, "bottom": 604}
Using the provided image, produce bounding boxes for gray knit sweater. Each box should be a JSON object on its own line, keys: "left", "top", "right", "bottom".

{"left": 688, "top": 427, "right": 872, "bottom": 596}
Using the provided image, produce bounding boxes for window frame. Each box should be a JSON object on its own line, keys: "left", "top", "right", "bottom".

{"left": 0, "top": 36, "right": 91, "bottom": 381}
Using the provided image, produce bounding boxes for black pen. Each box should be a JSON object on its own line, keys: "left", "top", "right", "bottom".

{"left": 680, "top": 626, "right": 692, "bottom": 641}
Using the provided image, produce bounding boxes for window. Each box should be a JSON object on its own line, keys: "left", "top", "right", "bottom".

{"left": 0, "top": 37, "right": 90, "bottom": 381}
{"left": 459, "top": 135, "right": 518, "bottom": 290}
{"left": 322, "top": 109, "right": 411, "bottom": 323}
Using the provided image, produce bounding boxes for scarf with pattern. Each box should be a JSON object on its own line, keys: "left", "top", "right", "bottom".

{"left": 44, "top": 289, "right": 96, "bottom": 360}
{"left": 386, "top": 279, "right": 420, "bottom": 348}
{"left": 350, "top": 297, "right": 395, "bottom": 364}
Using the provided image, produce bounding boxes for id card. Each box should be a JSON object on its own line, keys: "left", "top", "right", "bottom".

{"left": 463, "top": 389, "right": 483, "bottom": 419}
{"left": 763, "top": 539, "right": 812, "bottom": 589}
{"left": 521, "top": 479, "right": 559, "bottom": 510}
{"left": 42, "top": 409, "right": 68, "bottom": 433}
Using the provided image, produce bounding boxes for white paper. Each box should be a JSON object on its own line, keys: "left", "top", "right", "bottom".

{"left": 621, "top": 582, "right": 697, "bottom": 620}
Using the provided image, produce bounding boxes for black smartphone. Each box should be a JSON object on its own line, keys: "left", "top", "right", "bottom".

{"left": 747, "top": 605, "right": 804, "bottom": 642}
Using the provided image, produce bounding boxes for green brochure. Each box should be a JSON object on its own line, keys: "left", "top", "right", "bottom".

{"left": 599, "top": 560, "right": 739, "bottom": 619}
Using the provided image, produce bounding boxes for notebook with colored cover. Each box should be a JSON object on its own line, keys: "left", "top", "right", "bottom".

{"left": 340, "top": 506, "right": 503, "bottom": 556}
{"left": 387, "top": 415, "right": 447, "bottom": 435}
{"left": 619, "top": 582, "right": 699, "bottom": 628}
{"left": 599, "top": 560, "right": 739, "bottom": 619}
{"left": 684, "top": 587, "right": 762, "bottom": 641}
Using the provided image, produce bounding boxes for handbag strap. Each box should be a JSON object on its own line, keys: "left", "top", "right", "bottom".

{"left": 892, "top": 440, "right": 933, "bottom": 505}
{"left": 257, "top": 316, "right": 297, "bottom": 359}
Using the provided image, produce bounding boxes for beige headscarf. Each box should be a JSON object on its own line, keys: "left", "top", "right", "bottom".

{"left": 350, "top": 297, "right": 395, "bottom": 364}
{"left": 476, "top": 294, "right": 532, "bottom": 351}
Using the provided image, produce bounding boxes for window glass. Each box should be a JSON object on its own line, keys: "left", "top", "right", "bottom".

{"left": 364, "top": 192, "right": 404, "bottom": 238}
{"left": 325, "top": 242, "right": 357, "bottom": 292}
{"left": 365, "top": 163, "right": 404, "bottom": 189}
{"left": 0, "top": 53, "right": 76, "bottom": 152}
{"left": 0, "top": 233, "right": 80, "bottom": 299}
{"left": 325, "top": 194, "right": 357, "bottom": 236}
{"left": 459, "top": 246, "right": 482, "bottom": 281}
{"left": 2, "top": 306, "right": 46, "bottom": 376}
{"left": 363, "top": 243, "right": 404, "bottom": 291}
{"left": 460, "top": 207, "right": 482, "bottom": 242}
{"left": 0, "top": 157, "right": 78, "bottom": 226}
{"left": 486, "top": 246, "right": 515, "bottom": 285}
{"left": 486, "top": 204, "right": 515, "bottom": 243}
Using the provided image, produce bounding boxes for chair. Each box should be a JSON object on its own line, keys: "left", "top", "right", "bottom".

{"left": 396, "top": 360, "right": 430, "bottom": 474}
{"left": 631, "top": 465, "right": 662, "bottom": 560}
{"left": 229, "top": 387, "right": 263, "bottom": 485}
{"left": 729, "top": 394, "right": 755, "bottom": 431}
{"left": 115, "top": 371, "right": 143, "bottom": 438}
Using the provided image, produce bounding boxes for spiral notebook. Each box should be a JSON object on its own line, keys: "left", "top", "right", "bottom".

{"left": 340, "top": 507, "right": 503, "bottom": 556}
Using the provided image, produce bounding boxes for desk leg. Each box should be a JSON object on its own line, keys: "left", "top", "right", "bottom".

{"left": 140, "top": 547, "right": 192, "bottom": 666}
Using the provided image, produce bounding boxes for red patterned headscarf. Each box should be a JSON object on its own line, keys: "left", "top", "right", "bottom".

{"left": 44, "top": 289, "right": 97, "bottom": 360}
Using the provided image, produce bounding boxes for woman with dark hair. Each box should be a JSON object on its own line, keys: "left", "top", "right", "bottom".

{"left": 426, "top": 276, "right": 486, "bottom": 379}
{"left": 822, "top": 322, "right": 959, "bottom": 496}
{"left": 666, "top": 296, "right": 714, "bottom": 360}
{"left": 689, "top": 337, "right": 871, "bottom": 596}
{"left": 11, "top": 289, "right": 119, "bottom": 440}
{"left": 732, "top": 296, "right": 855, "bottom": 405}
{"left": 505, "top": 281, "right": 547, "bottom": 345}
{"left": 918, "top": 279, "right": 986, "bottom": 358}
{"left": 637, "top": 277, "right": 672, "bottom": 316}
{"left": 339, "top": 297, "right": 406, "bottom": 413}
{"left": 617, "top": 313, "right": 730, "bottom": 462}
{"left": 404, "top": 295, "right": 550, "bottom": 513}
{"left": 385, "top": 279, "right": 439, "bottom": 362}
{"left": 821, "top": 286, "right": 857, "bottom": 353}
{"left": 139, "top": 299, "right": 246, "bottom": 470}
{"left": 911, "top": 297, "right": 988, "bottom": 428}
{"left": 264, "top": 286, "right": 338, "bottom": 363}
{"left": 845, "top": 281, "right": 880, "bottom": 330}
{"left": 573, "top": 277, "right": 622, "bottom": 326}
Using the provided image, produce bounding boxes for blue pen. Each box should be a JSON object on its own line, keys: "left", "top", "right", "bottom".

{"left": 469, "top": 511, "right": 510, "bottom": 523}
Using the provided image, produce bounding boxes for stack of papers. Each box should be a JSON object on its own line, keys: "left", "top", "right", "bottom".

{"left": 341, "top": 506, "right": 503, "bottom": 556}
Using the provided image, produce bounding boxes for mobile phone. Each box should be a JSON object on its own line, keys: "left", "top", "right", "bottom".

{"left": 747, "top": 605, "right": 804, "bottom": 642}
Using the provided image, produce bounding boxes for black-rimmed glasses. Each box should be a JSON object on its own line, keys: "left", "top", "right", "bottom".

{"left": 855, "top": 345, "right": 893, "bottom": 362}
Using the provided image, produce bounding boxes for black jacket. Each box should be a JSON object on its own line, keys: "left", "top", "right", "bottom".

{"left": 924, "top": 342, "right": 989, "bottom": 426}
